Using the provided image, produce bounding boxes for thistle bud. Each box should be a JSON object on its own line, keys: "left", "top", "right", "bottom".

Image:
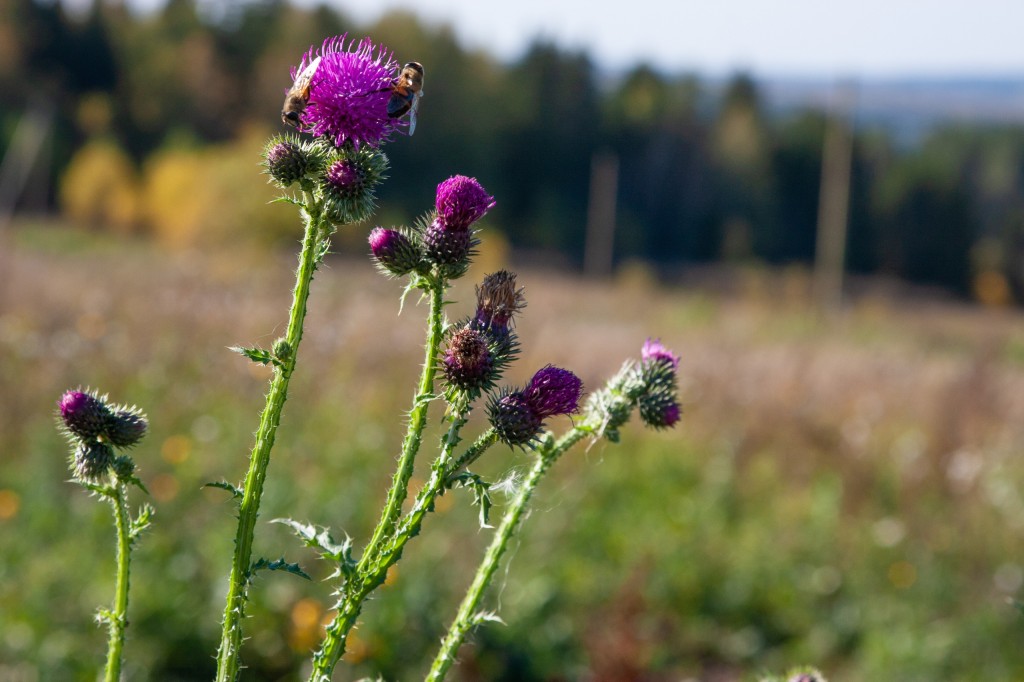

{"left": 369, "top": 227, "right": 422, "bottom": 276}
{"left": 321, "top": 146, "right": 389, "bottom": 224}
{"left": 423, "top": 216, "right": 474, "bottom": 273}
{"left": 106, "top": 407, "right": 148, "bottom": 448}
{"left": 111, "top": 454, "right": 137, "bottom": 482}
{"left": 59, "top": 390, "right": 112, "bottom": 441}
{"left": 443, "top": 327, "right": 495, "bottom": 393}
{"left": 74, "top": 440, "right": 115, "bottom": 482}
{"left": 638, "top": 393, "right": 681, "bottom": 429}
{"left": 487, "top": 392, "right": 542, "bottom": 447}
{"left": 265, "top": 138, "right": 309, "bottom": 187}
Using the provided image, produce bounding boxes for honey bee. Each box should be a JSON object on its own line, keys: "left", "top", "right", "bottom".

{"left": 386, "top": 62, "right": 424, "bottom": 135}
{"left": 281, "top": 56, "right": 321, "bottom": 127}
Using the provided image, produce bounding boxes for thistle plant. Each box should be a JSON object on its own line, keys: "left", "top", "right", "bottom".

{"left": 56, "top": 389, "right": 152, "bottom": 682}
{"left": 50, "top": 32, "right": 694, "bottom": 681}
{"left": 213, "top": 34, "right": 399, "bottom": 682}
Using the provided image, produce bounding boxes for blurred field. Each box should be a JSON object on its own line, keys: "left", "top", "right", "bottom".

{"left": 2, "top": 220, "right": 1024, "bottom": 681}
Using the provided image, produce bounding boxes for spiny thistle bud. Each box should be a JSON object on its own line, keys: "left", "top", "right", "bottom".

{"left": 443, "top": 327, "right": 495, "bottom": 393}
{"left": 74, "top": 440, "right": 115, "bottom": 482}
{"left": 264, "top": 137, "right": 308, "bottom": 187}
{"left": 487, "top": 392, "right": 542, "bottom": 447}
{"left": 320, "top": 146, "right": 389, "bottom": 224}
{"left": 424, "top": 216, "right": 475, "bottom": 272}
{"left": 435, "top": 175, "right": 496, "bottom": 230}
{"left": 639, "top": 393, "right": 681, "bottom": 429}
{"left": 488, "top": 365, "right": 583, "bottom": 447}
{"left": 105, "top": 407, "right": 148, "bottom": 448}
{"left": 59, "top": 390, "right": 112, "bottom": 441}
{"left": 111, "top": 454, "right": 137, "bottom": 481}
{"left": 369, "top": 227, "right": 422, "bottom": 276}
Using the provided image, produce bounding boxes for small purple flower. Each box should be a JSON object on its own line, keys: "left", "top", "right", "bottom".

{"left": 435, "top": 176, "right": 495, "bottom": 230}
{"left": 369, "top": 227, "right": 421, "bottom": 276}
{"left": 523, "top": 365, "right": 583, "bottom": 418}
{"left": 489, "top": 365, "right": 583, "bottom": 446}
{"left": 59, "top": 390, "right": 112, "bottom": 441}
{"left": 296, "top": 35, "right": 401, "bottom": 148}
{"left": 641, "top": 338, "right": 679, "bottom": 370}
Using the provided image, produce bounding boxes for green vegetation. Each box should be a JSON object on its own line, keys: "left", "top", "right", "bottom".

{"left": 3, "top": 224, "right": 1024, "bottom": 679}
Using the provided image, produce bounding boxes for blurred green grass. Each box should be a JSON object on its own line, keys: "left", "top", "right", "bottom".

{"left": 2, "top": 221, "right": 1024, "bottom": 681}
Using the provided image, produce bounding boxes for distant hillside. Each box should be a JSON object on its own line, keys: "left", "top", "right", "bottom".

{"left": 757, "top": 76, "right": 1024, "bottom": 143}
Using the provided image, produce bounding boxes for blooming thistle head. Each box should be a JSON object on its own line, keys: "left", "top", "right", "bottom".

{"left": 641, "top": 337, "right": 679, "bottom": 371}
{"left": 369, "top": 226, "right": 423, "bottom": 276}
{"left": 292, "top": 35, "right": 403, "bottom": 149}
{"left": 488, "top": 365, "right": 583, "bottom": 447}
{"left": 320, "top": 145, "right": 389, "bottom": 224}
{"left": 424, "top": 176, "right": 495, "bottom": 278}
{"left": 435, "top": 175, "right": 496, "bottom": 231}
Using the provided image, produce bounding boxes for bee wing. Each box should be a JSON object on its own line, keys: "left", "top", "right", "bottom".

{"left": 294, "top": 56, "right": 321, "bottom": 89}
{"left": 407, "top": 93, "right": 420, "bottom": 136}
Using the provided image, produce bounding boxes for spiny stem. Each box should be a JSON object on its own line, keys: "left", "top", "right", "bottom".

{"left": 215, "top": 195, "right": 323, "bottom": 682}
{"left": 311, "top": 281, "right": 448, "bottom": 680}
{"left": 426, "top": 426, "right": 590, "bottom": 682}
{"left": 358, "top": 280, "right": 445, "bottom": 571}
{"left": 103, "top": 483, "right": 131, "bottom": 682}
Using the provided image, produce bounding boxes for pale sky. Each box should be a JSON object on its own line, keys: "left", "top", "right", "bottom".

{"left": 120, "top": 0, "right": 1024, "bottom": 76}
{"left": 334, "top": 0, "right": 1024, "bottom": 76}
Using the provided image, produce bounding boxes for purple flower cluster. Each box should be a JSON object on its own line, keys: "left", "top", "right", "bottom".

{"left": 638, "top": 338, "right": 681, "bottom": 429}
{"left": 295, "top": 35, "right": 401, "bottom": 149}
{"left": 488, "top": 366, "right": 583, "bottom": 447}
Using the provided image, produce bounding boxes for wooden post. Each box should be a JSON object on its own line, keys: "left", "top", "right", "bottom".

{"left": 584, "top": 151, "right": 619, "bottom": 278}
{"left": 814, "top": 84, "right": 855, "bottom": 312}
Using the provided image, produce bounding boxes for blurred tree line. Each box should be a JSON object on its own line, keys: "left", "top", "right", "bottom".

{"left": 3, "top": 0, "right": 1024, "bottom": 302}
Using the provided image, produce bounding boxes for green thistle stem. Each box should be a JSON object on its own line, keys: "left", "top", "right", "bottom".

{"left": 310, "top": 281, "right": 449, "bottom": 680}
{"left": 426, "top": 426, "right": 590, "bottom": 682}
{"left": 215, "top": 195, "right": 323, "bottom": 682}
{"left": 309, "top": 427, "right": 498, "bottom": 680}
{"left": 103, "top": 483, "right": 131, "bottom": 682}
{"left": 358, "top": 280, "right": 445, "bottom": 569}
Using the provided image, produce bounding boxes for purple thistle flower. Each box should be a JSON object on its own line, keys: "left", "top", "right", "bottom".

{"left": 523, "top": 365, "right": 583, "bottom": 418}
{"left": 435, "top": 176, "right": 495, "bottom": 231}
{"left": 641, "top": 338, "right": 679, "bottom": 370}
{"left": 488, "top": 365, "right": 582, "bottom": 446}
{"left": 424, "top": 217, "right": 474, "bottom": 265}
{"left": 59, "top": 390, "right": 112, "bottom": 441}
{"left": 296, "top": 35, "right": 402, "bottom": 148}
{"left": 369, "top": 227, "right": 421, "bottom": 276}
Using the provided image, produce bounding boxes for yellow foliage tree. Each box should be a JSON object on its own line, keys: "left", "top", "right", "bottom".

{"left": 59, "top": 138, "right": 141, "bottom": 233}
